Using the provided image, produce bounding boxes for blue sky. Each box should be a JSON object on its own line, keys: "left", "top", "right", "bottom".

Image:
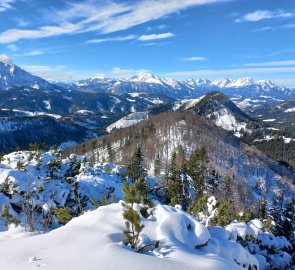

{"left": 0, "top": 0, "right": 295, "bottom": 86}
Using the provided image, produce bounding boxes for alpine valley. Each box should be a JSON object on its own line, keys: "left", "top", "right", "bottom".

{"left": 0, "top": 60, "right": 295, "bottom": 270}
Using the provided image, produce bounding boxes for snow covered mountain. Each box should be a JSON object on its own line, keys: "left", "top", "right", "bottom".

{"left": 66, "top": 110, "right": 295, "bottom": 193}
{"left": 72, "top": 72, "right": 295, "bottom": 108}
{"left": 0, "top": 61, "right": 55, "bottom": 90}
{"left": 181, "top": 91, "right": 259, "bottom": 137}
{"left": 0, "top": 87, "right": 174, "bottom": 152}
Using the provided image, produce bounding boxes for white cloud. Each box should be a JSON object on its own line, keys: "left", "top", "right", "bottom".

{"left": 166, "top": 66, "right": 295, "bottom": 78}
{"left": 138, "top": 32, "right": 174, "bottom": 41}
{"left": 87, "top": 35, "right": 136, "bottom": 44}
{"left": 0, "top": 0, "right": 15, "bottom": 12}
{"left": 22, "top": 50, "right": 44, "bottom": 56}
{"left": 0, "top": 23, "right": 80, "bottom": 43}
{"left": 245, "top": 60, "right": 295, "bottom": 67}
{"left": 0, "top": 0, "right": 225, "bottom": 43}
{"left": 0, "top": 53, "right": 13, "bottom": 64}
{"left": 23, "top": 65, "right": 80, "bottom": 81}
{"left": 236, "top": 10, "right": 293, "bottom": 23}
{"left": 274, "top": 78, "right": 295, "bottom": 88}
{"left": 7, "top": 44, "right": 18, "bottom": 51}
{"left": 183, "top": 56, "right": 206, "bottom": 61}
{"left": 98, "top": 67, "right": 150, "bottom": 78}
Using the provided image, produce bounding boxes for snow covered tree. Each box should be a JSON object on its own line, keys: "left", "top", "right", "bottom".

{"left": 125, "top": 146, "right": 146, "bottom": 183}
{"left": 16, "top": 160, "right": 27, "bottom": 172}
{"left": 0, "top": 176, "right": 19, "bottom": 198}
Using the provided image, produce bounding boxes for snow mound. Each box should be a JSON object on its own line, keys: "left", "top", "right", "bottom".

{"left": 0, "top": 203, "right": 259, "bottom": 270}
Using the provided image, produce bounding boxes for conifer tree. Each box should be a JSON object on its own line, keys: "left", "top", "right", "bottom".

{"left": 0, "top": 176, "right": 19, "bottom": 198}
{"left": 125, "top": 146, "right": 146, "bottom": 183}
{"left": 123, "top": 205, "right": 144, "bottom": 249}
{"left": 187, "top": 147, "right": 208, "bottom": 199}
{"left": 167, "top": 152, "right": 183, "bottom": 206}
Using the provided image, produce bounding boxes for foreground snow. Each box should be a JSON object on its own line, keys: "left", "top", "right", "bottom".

{"left": 0, "top": 203, "right": 258, "bottom": 270}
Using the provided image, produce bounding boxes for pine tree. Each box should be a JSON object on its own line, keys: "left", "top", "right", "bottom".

{"left": 123, "top": 205, "right": 144, "bottom": 249}
{"left": 0, "top": 176, "right": 19, "bottom": 198}
{"left": 16, "top": 160, "right": 27, "bottom": 172}
{"left": 54, "top": 207, "right": 72, "bottom": 225}
{"left": 125, "top": 146, "right": 146, "bottom": 183}
{"left": 167, "top": 152, "right": 184, "bottom": 206}
{"left": 187, "top": 147, "right": 208, "bottom": 199}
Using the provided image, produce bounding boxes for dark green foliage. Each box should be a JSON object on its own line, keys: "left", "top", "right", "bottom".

{"left": 188, "top": 194, "right": 209, "bottom": 216}
{"left": 125, "top": 146, "right": 147, "bottom": 183}
{"left": 0, "top": 205, "right": 20, "bottom": 227}
{"left": 167, "top": 152, "right": 184, "bottom": 206}
{"left": 187, "top": 147, "right": 208, "bottom": 199}
{"left": 0, "top": 176, "right": 19, "bottom": 199}
{"left": 54, "top": 207, "right": 72, "bottom": 225}
{"left": 122, "top": 177, "right": 150, "bottom": 206}
{"left": 16, "top": 160, "right": 27, "bottom": 172}
{"left": 211, "top": 201, "right": 237, "bottom": 227}
{"left": 123, "top": 204, "right": 144, "bottom": 249}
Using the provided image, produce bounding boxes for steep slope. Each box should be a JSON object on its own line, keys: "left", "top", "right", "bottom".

{"left": 183, "top": 91, "right": 259, "bottom": 137}
{"left": 0, "top": 61, "right": 55, "bottom": 90}
{"left": 65, "top": 111, "right": 295, "bottom": 198}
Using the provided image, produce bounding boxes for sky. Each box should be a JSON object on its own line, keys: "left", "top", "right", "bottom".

{"left": 0, "top": 0, "right": 295, "bottom": 87}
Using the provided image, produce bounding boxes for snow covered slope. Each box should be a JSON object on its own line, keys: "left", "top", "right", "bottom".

{"left": 106, "top": 112, "right": 149, "bottom": 133}
{"left": 0, "top": 202, "right": 259, "bottom": 270}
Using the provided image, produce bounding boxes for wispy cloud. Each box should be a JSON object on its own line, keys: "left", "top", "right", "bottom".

{"left": 235, "top": 10, "right": 293, "bottom": 23}
{"left": 87, "top": 35, "right": 136, "bottom": 44}
{"left": 23, "top": 64, "right": 81, "bottom": 81}
{"left": 245, "top": 60, "right": 295, "bottom": 67}
{"left": 0, "top": 0, "right": 225, "bottom": 43}
{"left": 138, "top": 32, "right": 174, "bottom": 41}
{"left": 0, "top": 0, "right": 15, "bottom": 12}
{"left": 183, "top": 56, "right": 206, "bottom": 61}
{"left": 7, "top": 44, "right": 18, "bottom": 52}
{"left": 167, "top": 66, "right": 295, "bottom": 78}
{"left": 97, "top": 67, "right": 150, "bottom": 78}
{"left": 0, "top": 53, "right": 13, "bottom": 64}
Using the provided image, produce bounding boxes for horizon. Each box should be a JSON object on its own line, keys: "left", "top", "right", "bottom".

{"left": 0, "top": 0, "right": 295, "bottom": 87}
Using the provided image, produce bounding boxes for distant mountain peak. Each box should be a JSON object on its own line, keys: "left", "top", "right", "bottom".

{"left": 0, "top": 61, "right": 54, "bottom": 91}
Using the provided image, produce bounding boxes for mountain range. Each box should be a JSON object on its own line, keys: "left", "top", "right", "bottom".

{"left": 1, "top": 61, "right": 295, "bottom": 109}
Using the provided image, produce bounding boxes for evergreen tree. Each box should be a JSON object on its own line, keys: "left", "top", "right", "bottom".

{"left": 16, "top": 160, "right": 27, "bottom": 172}
{"left": 54, "top": 207, "right": 72, "bottom": 225}
{"left": 123, "top": 205, "right": 144, "bottom": 249}
{"left": 167, "top": 152, "right": 183, "bottom": 206}
{"left": 0, "top": 176, "right": 19, "bottom": 198}
{"left": 125, "top": 146, "right": 146, "bottom": 183}
{"left": 187, "top": 147, "right": 208, "bottom": 199}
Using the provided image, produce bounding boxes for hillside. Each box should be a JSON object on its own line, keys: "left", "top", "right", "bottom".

{"left": 65, "top": 111, "right": 295, "bottom": 198}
